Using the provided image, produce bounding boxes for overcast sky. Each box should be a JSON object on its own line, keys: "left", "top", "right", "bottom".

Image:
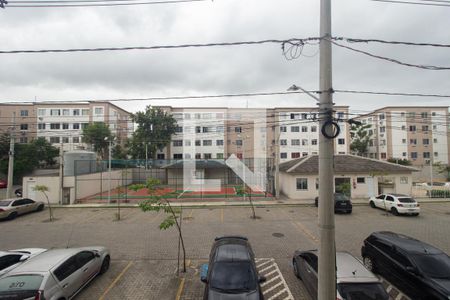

{"left": 1, "top": 0, "right": 449, "bottom": 115}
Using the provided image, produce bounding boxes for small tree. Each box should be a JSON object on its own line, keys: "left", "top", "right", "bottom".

{"left": 350, "top": 123, "right": 373, "bottom": 156}
{"left": 33, "top": 185, "right": 53, "bottom": 221}
{"left": 435, "top": 162, "right": 450, "bottom": 181}
{"left": 129, "top": 178, "right": 186, "bottom": 273}
{"left": 387, "top": 158, "right": 412, "bottom": 166}
{"left": 81, "top": 123, "right": 113, "bottom": 159}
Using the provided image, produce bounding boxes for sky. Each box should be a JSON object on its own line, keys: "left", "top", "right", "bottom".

{"left": 1, "top": 0, "right": 449, "bottom": 115}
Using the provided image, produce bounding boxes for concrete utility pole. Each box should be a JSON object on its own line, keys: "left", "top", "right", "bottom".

{"left": 274, "top": 122, "right": 280, "bottom": 199}
{"left": 59, "top": 142, "right": 64, "bottom": 205}
{"left": 318, "top": 0, "right": 336, "bottom": 299}
{"left": 6, "top": 112, "right": 16, "bottom": 199}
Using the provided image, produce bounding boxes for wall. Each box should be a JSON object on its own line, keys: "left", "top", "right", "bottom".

{"left": 75, "top": 170, "right": 129, "bottom": 200}
{"left": 23, "top": 176, "right": 61, "bottom": 204}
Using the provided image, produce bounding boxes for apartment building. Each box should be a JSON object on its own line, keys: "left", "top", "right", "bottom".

{"left": 0, "top": 102, "right": 133, "bottom": 151}
{"left": 156, "top": 106, "right": 351, "bottom": 161}
{"left": 355, "top": 106, "right": 450, "bottom": 166}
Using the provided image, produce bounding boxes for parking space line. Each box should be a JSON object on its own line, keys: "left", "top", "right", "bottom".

{"left": 291, "top": 221, "right": 319, "bottom": 244}
{"left": 98, "top": 261, "right": 133, "bottom": 300}
{"left": 256, "top": 259, "right": 273, "bottom": 269}
{"left": 268, "top": 289, "right": 289, "bottom": 300}
{"left": 263, "top": 281, "right": 283, "bottom": 294}
{"left": 175, "top": 277, "right": 186, "bottom": 300}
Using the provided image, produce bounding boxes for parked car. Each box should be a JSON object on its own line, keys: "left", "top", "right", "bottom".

{"left": 292, "top": 250, "right": 389, "bottom": 300}
{"left": 0, "top": 198, "right": 45, "bottom": 220}
{"left": 0, "top": 179, "right": 6, "bottom": 189}
{"left": 0, "top": 246, "right": 110, "bottom": 300}
{"left": 314, "top": 193, "right": 353, "bottom": 214}
{"left": 368, "top": 193, "right": 420, "bottom": 216}
{"left": 361, "top": 231, "right": 450, "bottom": 300}
{"left": 0, "top": 248, "right": 47, "bottom": 278}
{"left": 200, "top": 236, "right": 266, "bottom": 300}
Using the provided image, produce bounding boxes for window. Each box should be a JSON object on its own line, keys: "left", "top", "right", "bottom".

{"left": 381, "top": 153, "right": 386, "bottom": 159}
{"left": 20, "top": 124, "right": 28, "bottom": 130}
{"left": 195, "top": 140, "right": 201, "bottom": 146}
{"left": 423, "top": 152, "right": 430, "bottom": 158}
{"left": 338, "top": 138, "right": 345, "bottom": 145}
{"left": 301, "top": 113, "right": 308, "bottom": 120}
{"left": 409, "top": 125, "right": 416, "bottom": 132}
{"left": 50, "top": 137, "right": 60, "bottom": 144}
{"left": 290, "top": 113, "right": 300, "bottom": 120}
{"left": 379, "top": 113, "right": 385, "bottom": 120}
{"left": 72, "top": 137, "right": 80, "bottom": 143}
{"left": 184, "top": 126, "right": 192, "bottom": 133}
{"left": 195, "top": 113, "right": 201, "bottom": 119}
{"left": 380, "top": 127, "right": 385, "bottom": 133}
{"left": 296, "top": 178, "right": 308, "bottom": 190}
{"left": 185, "top": 140, "right": 191, "bottom": 146}
{"left": 401, "top": 125, "right": 406, "bottom": 131}
{"left": 410, "top": 139, "right": 417, "bottom": 145}
{"left": 280, "top": 126, "right": 287, "bottom": 132}
{"left": 311, "top": 126, "right": 317, "bottom": 132}
{"left": 291, "top": 152, "right": 300, "bottom": 159}
{"left": 203, "top": 140, "right": 212, "bottom": 146}
{"left": 202, "top": 113, "right": 212, "bottom": 119}
{"left": 173, "top": 140, "right": 183, "bottom": 147}
{"left": 204, "top": 153, "right": 212, "bottom": 159}
{"left": 280, "top": 139, "right": 287, "bottom": 146}
{"left": 216, "top": 113, "right": 224, "bottom": 119}
{"left": 38, "top": 123, "right": 46, "bottom": 130}
{"left": 216, "top": 140, "right": 224, "bottom": 146}
{"left": 73, "top": 109, "right": 80, "bottom": 116}
{"left": 280, "top": 153, "right": 287, "bottom": 159}
{"left": 402, "top": 139, "right": 406, "bottom": 144}
{"left": 62, "top": 123, "right": 69, "bottom": 130}
{"left": 301, "top": 126, "right": 308, "bottom": 132}
{"left": 302, "top": 139, "right": 308, "bottom": 146}
{"left": 202, "top": 127, "right": 210, "bottom": 133}
{"left": 337, "top": 112, "right": 345, "bottom": 119}
{"left": 432, "top": 112, "right": 436, "bottom": 116}
{"left": 216, "top": 153, "right": 224, "bottom": 159}
{"left": 400, "top": 177, "right": 408, "bottom": 184}
{"left": 82, "top": 109, "right": 89, "bottom": 116}
{"left": 236, "top": 140, "right": 243, "bottom": 146}
{"left": 50, "top": 109, "right": 60, "bottom": 116}
{"left": 20, "top": 110, "right": 28, "bottom": 116}
{"left": 311, "top": 139, "right": 317, "bottom": 145}
{"left": 54, "top": 256, "right": 78, "bottom": 281}
{"left": 62, "top": 137, "right": 69, "bottom": 143}
{"left": 291, "top": 126, "right": 300, "bottom": 132}
{"left": 173, "top": 154, "right": 183, "bottom": 159}
{"left": 157, "top": 153, "right": 165, "bottom": 159}
{"left": 291, "top": 139, "right": 300, "bottom": 146}
{"left": 433, "top": 138, "right": 438, "bottom": 143}
{"left": 62, "top": 109, "right": 70, "bottom": 116}
{"left": 195, "top": 153, "right": 201, "bottom": 159}
{"left": 234, "top": 127, "right": 242, "bottom": 133}
{"left": 302, "top": 152, "right": 308, "bottom": 157}
{"left": 216, "top": 126, "right": 224, "bottom": 133}
{"left": 408, "top": 112, "right": 416, "bottom": 118}
{"left": 175, "top": 126, "right": 183, "bottom": 133}
{"left": 357, "top": 177, "right": 365, "bottom": 184}
{"left": 38, "top": 109, "right": 46, "bottom": 116}
{"left": 402, "top": 152, "right": 407, "bottom": 157}
{"left": 421, "top": 112, "right": 428, "bottom": 119}
{"left": 72, "top": 123, "right": 80, "bottom": 130}
{"left": 184, "top": 113, "right": 191, "bottom": 120}
{"left": 173, "top": 113, "right": 183, "bottom": 120}
{"left": 411, "top": 152, "right": 417, "bottom": 159}
{"left": 75, "top": 251, "right": 95, "bottom": 268}
{"left": 434, "top": 152, "right": 438, "bottom": 157}
{"left": 423, "top": 139, "right": 429, "bottom": 145}
{"left": 195, "top": 126, "right": 202, "bottom": 133}
{"left": 50, "top": 123, "right": 60, "bottom": 130}
{"left": 422, "top": 125, "right": 429, "bottom": 132}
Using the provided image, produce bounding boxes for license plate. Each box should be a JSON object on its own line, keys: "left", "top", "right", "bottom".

{"left": 408, "top": 209, "right": 415, "bottom": 211}
{"left": 340, "top": 203, "right": 346, "bottom": 206}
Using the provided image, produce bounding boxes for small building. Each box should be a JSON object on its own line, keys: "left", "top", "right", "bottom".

{"left": 279, "top": 154, "right": 418, "bottom": 200}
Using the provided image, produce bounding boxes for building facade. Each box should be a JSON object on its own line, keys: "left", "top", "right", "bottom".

{"left": 0, "top": 102, "right": 133, "bottom": 152}
{"left": 355, "top": 106, "right": 450, "bottom": 166}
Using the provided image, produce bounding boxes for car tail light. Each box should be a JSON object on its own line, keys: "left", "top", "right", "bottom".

{"left": 34, "top": 290, "right": 44, "bottom": 300}
{"left": 0, "top": 208, "right": 4, "bottom": 212}
{"left": 397, "top": 204, "right": 403, "bottom": 207}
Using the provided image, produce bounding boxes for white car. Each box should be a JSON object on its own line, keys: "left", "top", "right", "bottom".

{"left": 0, "top": 248, "right": 47, "bottom": 278}
{"left": 0, "top": 246, "right": 110, "bottom": 300}
{"left": 369, "top": 193, "right": 420, "bottom": 216}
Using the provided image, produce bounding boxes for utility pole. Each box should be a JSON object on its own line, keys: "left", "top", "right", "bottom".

{"left": 59, "top": 142, "right": 64, "bottom": 204}
{"left": 318, "top": 0, "right": 336, "bottom": 299}
{"left": 274, "top": 122, "right": 280, "bottom": 199}
{"left": 6, "top": 112, "right": 16, "bottom": 199}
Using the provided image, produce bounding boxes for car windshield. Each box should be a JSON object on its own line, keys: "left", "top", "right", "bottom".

{"left": 0, "top": 274, "right": 43, "bottom": 297}
{"left": 398, "top": 197, "right": 415, "bottom": 203}
{"left": 411, "top": 253, "right": 450, "bottom": 279}
{"left": 335, "top": 194, "right": 350, "bottom": 201}
{"left": 210, "top": 261, "right": 257, "bottom": 292}
{"left": 0, "top": 201, "right": 12, "bottom": 207}
{"left": 337, "top": 282, "right": 389, "bottom": 300}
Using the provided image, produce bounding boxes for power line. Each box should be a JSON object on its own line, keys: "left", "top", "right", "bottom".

{"left": 4, "top": 0, "right": 210, "bottom": 8}
{"left": 0, "top": 38, "right": 318, "bottom": 54}
{"left": 333, "top": 37, "right": 450, "bottom": 48}
{"left": 370, "top": 0, "right": 450, "bottom": 7}
{"left": 334, "top": 89, "right": 450, "bottom": 98}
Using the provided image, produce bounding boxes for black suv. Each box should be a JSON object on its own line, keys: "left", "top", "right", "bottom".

{"left": 201, "top": 236, "right": 266, "bottom": 300}
{"left": 314, "top": 193, "right": 352, "bottom": 214}
{"left": 361, "top": 231, "right": 450, "bottom": 300}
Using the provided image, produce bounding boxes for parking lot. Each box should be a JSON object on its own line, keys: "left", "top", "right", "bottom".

{"left": 1, "top": 202, "right": 450, "bottom": 299}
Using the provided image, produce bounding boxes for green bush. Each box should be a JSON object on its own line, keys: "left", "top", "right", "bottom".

{"left": 428, "top": 190, "right": 450, "bottom": 198}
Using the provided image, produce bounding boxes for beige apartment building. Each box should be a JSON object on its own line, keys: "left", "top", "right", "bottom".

{"left": 355, "top": 106, "right": 450, "bottom": 166}
{"left": 0, "top": 102, "right": 133, "bottom": 151}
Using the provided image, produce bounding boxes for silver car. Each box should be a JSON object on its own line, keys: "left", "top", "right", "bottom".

{"left": 0, "top": 247, "right": 110, "bottom": 300}
{"left": 293, "top": 250, "right": 389, "bottom": 300}
{"left": 0, "top": 198, "right": 45, "bottom": 220}
{"left": 0, "top": 248, "right": 47, "bottom": 278}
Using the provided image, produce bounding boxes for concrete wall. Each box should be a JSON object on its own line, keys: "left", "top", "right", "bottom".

{"left": 23, "top": 176, "right": 61, "bottom": 204}
{"left": 75, "top": 170, "right": 130, "bottom": 200}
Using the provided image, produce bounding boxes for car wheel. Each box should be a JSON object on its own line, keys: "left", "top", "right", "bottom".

{"left": 369, "top": 201, "right": 375, "bottom": 208}
{"left": 8, "top": 212, "right": 17, "bottom": 220}
{"left": 292, "top": 258, "right": 301, "bottom": 279}
{"left": 391, "top": 207, "right": 399, "bottom": 216}
{"left": 100, "top": 255, "right": 110, "bottom": 274}
{"left": 412, "top": 213, "right": 419, "bottom": 216}
{"left": 36, "top": 204, "right": 44, "bottom": 212}
{"left": 363, "top": 256, "right": 377, "bottom": 273}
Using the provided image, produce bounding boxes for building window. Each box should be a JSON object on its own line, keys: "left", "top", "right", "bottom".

{"left": 195, "top": 140, "right": 201, "bottom": 146}
{"left": 38, "top": 123, "right": 46, "bottom": 130}
{"left": 291, "top": 152, "right": 300, "bottom": 159}
{"left": 423, "top": 152, "right": 430, "bottom": 158}
{"left": 291, "top": 126, "right": 300, "bottom": 132}
{"left": 203, "top": 140, "right": 212, "bottom": 146}
{"left": 50, "top": 109, "right": 60, "bottom": 116}
{"left": 185, "top": 140, "right": 191, "bottom": 146}
{"left": 422, "top": 125, "right": 429, "bottom": 132}
{"left": 402, "top": 152, "right": 407, "bottom": 157}
{"left": 338, "top": 138, "right": 345, "bottom": 145}
{"left": 20, "top": 110, "right": 28, "bottom": 117}
{"left": 402, "top": 139, "right": 406, "bottom": 144}
{"left": 195, "top": 153, "right": 201, "bottom": 159}
{"left": 50, "top": 137, "right": 60, "bottom": 144}
{"left": 433, "top": 138, "right": 438, "bottom": 143}
{"left": 379, "top": 113, "right": 385, "bottom": 120}
{"left": 62, "top": 123, "right": 69, "bottom": 130}
{"left": 410, "top": 139, "right": 417, "bottom": 145}
{"left": 236, "top": 140, "right": 243, "bottom": 146}
{"left": 216, "top": 113, "right": 224, "bottom": 119}
{"left": 280, "top": 153, "right": 287, "bottom": 159}
{"left": 401, "top": 125, "right": 406, "bottom": 131}
{"left": 291, "top": 139, "right": 300, "bottom": 146}
{"left": 184, "top": 126, "right": 192, "bottom": 133}
{"left": 311, "top": 139, "right": 317, "bottom": 145}
{"left": 400, "top": 177, "right": 408, "bottom": 184}
{"left": 302, "top": 139, "right": 308, "bottom": 146}
{"left": 157, "top": 153, "right": 165, "bottom": 159}
{"left": 216, "top": 140, "right": 224, "bottom": 146}
{"left": 20, "top": 124, "right": 28, "bottom": 130}
{"left": 380, "top": 127, "right": 385, "bottom": 133}
{"left": 175, "top": 126, "right": 183, "bottom": 133}
{"left": 408, "top": 112, "right": 416, "bottom": 118}
{"left": 19, "top": 137, "right": 28, "bottom": 144}
{"left": 184, "top": 113, "right": 191, "bottom": 120}
{"left": 409, "top": 125, "right": 416, "bottom": 132}
{"left": 301, "top": 126, "right": 308, "bottom": 132}
{"left": 73, "top": 109, "right": 80, "bottom": 116}
{"left": 173, "top": 113, "right": 183, "bottom": 120}
{"left": 357, "top": 177, "right": 365, "bottom": 184}
{"left": 301, "top": 113, "right": 308, "bottom": 120}
{"left": 216, "top": 126, "right": 224, "bottom": 133}
{"left": 73, "top": 123, "right": 80, "bottom": 130}
{"left": 421, "top": 112, "right": 428, "bottom": 119}
{"left": 73, "top": 137, "right": 80, "bottom": 143}
{"left": 411, "top": 152, "right": 417, "bottom": 159}
{"left": 204, "top": 153, "right": 212, "bottom": 159}
{"left": 311, "top": 126, "right": 317, "bottom": 132}
{"left": 290, "top": 113, "right": 300, "bottom": 120}
{"left": 280, "top": 139, "right": 287, "bottom": 146}
{"left": 62, "top": 137, "right": 69, "bottom": 143}
{"left": 50, "top": 123, "right": 60, "bottom": 130}
{"left": 62, "top": 109, "right": 70, "bottom": 116}
{"left": 216, "top": 153, "right": 224, "bottom": 159}
{"left": 173, "top": 154, "right": 183, "bottom": 159}
{"left": 302, "top": 152, "right": 308, "bottom": 157}
{"left": 202, "top": 127, "right": 210, "bottom": 133}
{"left": 381, "top": 153, "right": 387, "bottom": 159}
{"left": 195, "top": 126, "right": 202, "bottom": 133}
{"left": 202, "top": 113, "right": 212, "bottom": 119}
{"left": 434, "top": 152, "right": 438, "bottom": 157}
{"left": 194, "top": 113, "right": 201, "bottom": 120}
{"left": 173, "top": 140, "right": 183, "bottom": 147}
{"left": 296, "top": 178, "right": 308, "bottom": 190}
{"left": 280, "top": 126, "right": 287, "bottom": 132}
{"left": 38, "top": 109, "right": 46, "bottom": 116}
{"left": 423, "top": 139, "right": 429, "bottom": 145}
{"left": 82, "top": 109, "right": 89, "bottom": 116}
{"left": 234, "top": 127, "right": 242, "bottom": 133}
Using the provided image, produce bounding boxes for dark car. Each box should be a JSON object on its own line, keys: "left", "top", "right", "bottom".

{"left": 0, "top": 179, "right": 6, "bottom": 189}
{"left": 314, "top": 193, "right": 352, "bottom": 214}
{"left": 200, "top": 236, "right": 266, "bottom": 300}
{"left": 361, "top": 231, "right": 450, "bottom": 300}
{"left": 292, "top": 250, "right": 389, "bottom": 300}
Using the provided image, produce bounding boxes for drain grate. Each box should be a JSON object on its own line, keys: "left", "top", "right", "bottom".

{"left": 272, "top": 232, "right": 285, "bottom": 238}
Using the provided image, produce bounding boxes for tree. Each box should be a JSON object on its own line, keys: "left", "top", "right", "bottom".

{"left": 81, "top": 123, "right": 113, "bottom": 159}
{"left": 387, "top": 158, "right": 412, "bottom": 166}
{"left": 129, "top": 178, "right": 186, "bottom": 274}
{"left": 434, "top": 162, "right": 450, "bottom": 181}
{"left": 33, "top": 137, "right": 59, "bottom": 167}
{"left": 350, "top": 123, "right": 373, "bottom": 156}
{"left": 33, "top": 185, "right": 54, "bottom": 221}
{"left": 130, "top": 106, "right": 177, "bottom": 159}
